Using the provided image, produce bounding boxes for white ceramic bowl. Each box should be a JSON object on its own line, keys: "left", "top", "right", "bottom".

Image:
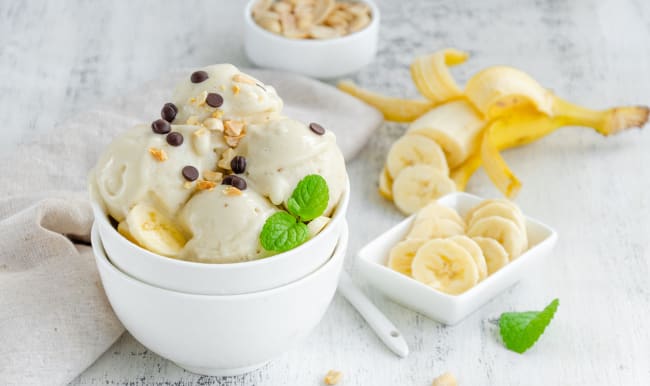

{"left": 243, "top": 0, "right": 380, "bottom": 79}
{"left": 92, "top": 220, "right": 348, "bottom": 376}
{"left": 358, "top": 192, "right": 558, "bottom": 325}
{"left": 91, "top": 180, "right": 349, "bottom": 295}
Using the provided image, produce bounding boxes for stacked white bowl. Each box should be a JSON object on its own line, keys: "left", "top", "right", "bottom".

{"left": 90, "top": 181, "right": 349, "bottom": 376}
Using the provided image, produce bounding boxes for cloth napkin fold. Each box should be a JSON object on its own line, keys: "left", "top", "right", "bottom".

{"left": 0, "top": 68, "right": 382, "bottom": 385}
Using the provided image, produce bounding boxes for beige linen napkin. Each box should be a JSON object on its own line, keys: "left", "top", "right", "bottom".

{"left": 0, "top": 69, "right": 382, "bottom": 385}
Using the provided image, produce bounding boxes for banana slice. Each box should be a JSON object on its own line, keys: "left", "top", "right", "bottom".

{"left": 411, "top": 239, "right": 479, "bottom": 295}
{"left": 407, "top": 218, "right": 464, "bottom": 240}
{"left": 126, "top": 203, "right": 187, "bottom": 257}
{"left": 407, "top": 100, "right": 485, "bottom": 168}
{"left": 467, "top": 216, "right": 526, "bottom": 260}
{"left": 117, "top": 221, "right": 139, "bottom": 245}
{"left": 307, "top": 216, "right": 331, "bottom": 238}
{"left": 387, "top": 239, "right": 427, "bottom": 277}
{"left": 448, "top": 235, "right": 488, "bottom": 281}
{"left": 378, "top": 166, "right": 393, "bottom": 200}
{"left": 392, "top": 165, "right": 456, "bottom": 215}
{"left": 410, "top": 48, "right": 468, "bottom": 102}
{"left": 464, "top": 66, "right": 554, "bottom": 118}
{"left": 466, "top": 199, "right": 526, "bottom": 237}
{"left": 337, "top": 80, "right": 435, "bottom": 122}
{"left": 472, "top": 236, "right": 509, "bottom": 275}
{"left": 386, "top": 134, "right": 449, "bottom": 179}
{"left": 414, "top": 201, "right": 465, "bottom": 227}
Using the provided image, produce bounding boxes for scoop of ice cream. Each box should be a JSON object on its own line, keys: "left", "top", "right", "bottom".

{"left": 172, "top": 64, "right": 283, "bottom": 125}
{"left": 239, "top": 118, "right": 347, "bottom": 216}
{"left": 178, "top": 188, "right": 278, "bottom": 263}
{"left": 93, "top": 124, "right": 226, "bottom": 221}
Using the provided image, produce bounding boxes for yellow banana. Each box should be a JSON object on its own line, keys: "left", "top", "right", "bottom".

{"left": 452, "top": 106, "right": 648, "bottom": 194}
{"left": 410, "top": 48, "right": 468, "bottom": 102}
{"left": 337, "top": 80, "right": 435, "bottom": 122}
{"left": 465, "top": 66, "right": 649, "bottom": 131}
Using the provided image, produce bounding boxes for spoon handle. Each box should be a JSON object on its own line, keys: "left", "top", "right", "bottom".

{"left": 338, "top": 271, "right": 409, "bottom": 358}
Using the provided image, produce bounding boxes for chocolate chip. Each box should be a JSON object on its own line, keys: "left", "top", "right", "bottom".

{"left": 151, "top": 119, "right": 171, "bottom": 134}
{"left": 206, "top": 93, "right": 223, "bottom": 108}
{"left": 230, "top": 156, "right": 247, "bottom": 174}
{"left": 182, "top": 166, "right": 199, "bottom": 181}
{"left": 161, "top": 103, "right": 177, "bottom": 122}
{"left": 166, "top": 132, "right": 184, "bottom": 146}
{"left": 222, "top": 175, "right": 234, "bottom": 185}
{"left": 222, "top": 175, "right": 247, "bottom": 190}
{"left": 309, "top": 122, "right": 325, "bottom": 135}
{"left": 190, "top": 70, "right": 209, "bottom": 83}
{"left": 231, "top": 176, "right": 247, "bottom": 190}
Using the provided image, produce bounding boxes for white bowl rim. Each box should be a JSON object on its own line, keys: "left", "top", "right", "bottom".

{"left": 92, "top": 220, "right": 348, "bottom": 300}
{"left": 244, "top": 0, "right": 380, "bottom": 46}
{"left": 358, "top": 192, "right": 559, "bottom": 300}
{"left": 92, "top": 177, "right": 349, "bottom": 269}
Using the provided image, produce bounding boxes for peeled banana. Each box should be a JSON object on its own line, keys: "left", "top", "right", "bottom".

{"left": 347, "top": 49, "right": 649, "bottom": 210}
{"left": 407, "top": 100, "right": 485, "bottom": 168}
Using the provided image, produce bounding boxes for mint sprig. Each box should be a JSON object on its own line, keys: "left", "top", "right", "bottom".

{"left": 259, "top": 174, "right": 329, "bottom": 253}
{"left": 260, "top": 212, "right": 309, "bottom": 253}
{"left": 287, "top": 175, "right": 329, "bottom": 221}
{"left": 499, "top": 298, "right": 559, "bottom": 354}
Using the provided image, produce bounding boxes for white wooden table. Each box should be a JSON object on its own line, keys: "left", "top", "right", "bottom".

{"left": 2, "top": 0, "right": 650, "bottom": 384}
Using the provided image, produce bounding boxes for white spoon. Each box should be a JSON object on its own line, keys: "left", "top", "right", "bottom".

{"left": 338, "top": 271, "right": 409, "bottom": 358}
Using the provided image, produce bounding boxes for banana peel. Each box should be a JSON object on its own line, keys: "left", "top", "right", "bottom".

{"left": 410, "top": 48, "right": 468, "bottom": 102}
{"left": 337, "top": 80, "right": 435, "bottom": 122}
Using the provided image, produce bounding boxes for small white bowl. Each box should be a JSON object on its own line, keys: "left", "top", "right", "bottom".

{"left": 91, "top": 180, "right": 349, "bottom": 295}
{"left": 92, "top": 220, "right": 348, "bottom": 376}
{"left": 357, "top": 192, "right": 558, "bottom": 325}
{"left": 243, "top": 0, "right": 380, "bottom": 79}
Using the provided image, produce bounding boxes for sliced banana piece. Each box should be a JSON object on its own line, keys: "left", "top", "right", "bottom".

{"left": 472, "top": 236, "right": 510, "bottom": 275}
{"left": 392, "top": 165, "right": 456, "bottom": 215}
{"left": 117, "top": 221, "right": 139, "bottom": 245}
{"left": 387, "top": 239, "right": 427, "bottom": 277}
{"left": 307, "top": 216, "right": 331, "bottom": 238}
{"left": 386, "top": 134, "right": 449, "bottom": 179}
{"left": 448, "top": 235, "right": 488, "bottom": 281}
{"left": 411, "top": 238, "right": 479, "bottom": 295}
{"left": 407, "top": 100, "right": 485, "bottom": 168}
{"left": 126, "top": 203, "right": 187, "bottom": 257}
{"left": 406, "top": 218, "right": 464, "bottom": 240}
{"left": 467, "top": 216, "right": 526, "bottom": 260}
{"left": 414, "top": 201, "right": 465, "bottom": 228}
{"left": 466, "top": 200, "right": 527, "bottom": 245}
{"left": 378, "top": 166, "right": 393, "bottom": 200}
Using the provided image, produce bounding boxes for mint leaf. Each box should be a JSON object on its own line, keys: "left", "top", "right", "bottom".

{"left": 260, "top": 212, "right": 309, "bottom": 252}
{"left": 287, "top": 174, "right": 329, "bottom": 221}
{"left": 499, "top": 298, "right": 559, "bottom": 354}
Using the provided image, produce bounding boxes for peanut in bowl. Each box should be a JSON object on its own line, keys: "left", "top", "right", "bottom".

{"left": 244, "top": 0, "right": 380, "bottom": 78}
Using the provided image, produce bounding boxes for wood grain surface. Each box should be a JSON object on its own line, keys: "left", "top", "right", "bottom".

{"left": 1, "top": 0, "right": 649, "bottom": 384}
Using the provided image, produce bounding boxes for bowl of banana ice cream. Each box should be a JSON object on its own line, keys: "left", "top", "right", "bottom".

{"left": 89, "top": 64, "right": 349, "bottom": 295}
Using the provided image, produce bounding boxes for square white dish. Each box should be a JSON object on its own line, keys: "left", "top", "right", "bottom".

{"left": 357, "top": 192, "right": 558, "bottom": 325}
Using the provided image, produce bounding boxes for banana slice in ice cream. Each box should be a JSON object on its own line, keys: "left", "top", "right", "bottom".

{"left": 125, "top": 203, "right": 187, "bottom": 257}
